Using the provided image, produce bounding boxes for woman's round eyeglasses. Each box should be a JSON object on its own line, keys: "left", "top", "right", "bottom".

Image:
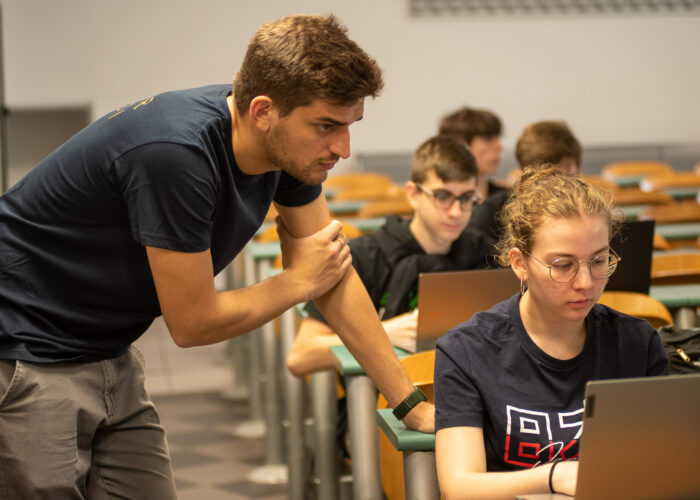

{"left": 415, "top": 183, "right": 482, "bottom": 212}
{"left": 523, "top": 249, "right": 621, "bottom": 283}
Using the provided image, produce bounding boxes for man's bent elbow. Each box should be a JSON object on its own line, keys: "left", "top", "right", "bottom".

{"left": 285, "top": 351, "right": 308, "bottom": 378}
{"left": 170, "top": 331, "right": 200, "bottom": 348}
{"left": 167, "top": 323, "right": 210, "bottom": 348}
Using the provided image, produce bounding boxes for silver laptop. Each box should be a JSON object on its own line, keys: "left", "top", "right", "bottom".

{"left": 416, "top": 268, "right": 519, "bottom": 348}
{"left": 517, "top": 373, "right": 700, "bottom": 500}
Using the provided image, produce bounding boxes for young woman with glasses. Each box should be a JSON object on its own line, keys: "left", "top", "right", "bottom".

{"left": 434, "top": 165, "right": 669, "bottom": 499}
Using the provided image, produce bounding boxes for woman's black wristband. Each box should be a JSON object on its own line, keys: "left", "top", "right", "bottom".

{"left": 548, "top": 459, "right": 562, "bottom": 494}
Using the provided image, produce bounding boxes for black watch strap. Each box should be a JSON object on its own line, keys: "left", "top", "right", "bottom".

{"left": 392, "top": 386, "right": 427, "bottom": 421}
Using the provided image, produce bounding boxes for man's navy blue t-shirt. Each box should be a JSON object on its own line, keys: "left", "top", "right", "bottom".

{"left": 0, "top": 85, "right": 321, "bottom": 362}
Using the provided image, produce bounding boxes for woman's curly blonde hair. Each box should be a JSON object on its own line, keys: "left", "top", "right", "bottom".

{"left": 495, "top": 164, "right": 622, "bottom": 267}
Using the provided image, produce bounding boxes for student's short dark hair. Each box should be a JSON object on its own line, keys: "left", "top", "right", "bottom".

{"left": 233, "top": 15, "right": 384, "bottom": 117}
{"left": 515, "top": 121, "right": 582, "bottom": 169}
{"left": 438, "top": 106, "right": 502, "bottom": 145}
{"left": 411, "top": 135, "right": 479, "bottom": 184}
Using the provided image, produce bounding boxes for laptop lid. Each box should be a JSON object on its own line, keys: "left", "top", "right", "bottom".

{"left": 605, "top": 219, "right": 655, "bottom": 294}
{"left": 416, "top": 268, "right": 519, "bottom": 343}
{"left": 575, "top": 374, "right": 700, "bottom": 500}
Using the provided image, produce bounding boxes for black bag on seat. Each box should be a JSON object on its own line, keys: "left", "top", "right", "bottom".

{"left": 657, "top": 325, "right": 700, "bottom": 374}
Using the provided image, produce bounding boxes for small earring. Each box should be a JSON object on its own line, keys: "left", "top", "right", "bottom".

{"left": 520, "top": 279, "right": 527, "bottom": 295}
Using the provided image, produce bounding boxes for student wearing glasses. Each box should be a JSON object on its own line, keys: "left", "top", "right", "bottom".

{"left": 434, "top": 166, "right": 668, "bottom": 499}
{"left": 287, "top": 134, "right": 493, "bottom": 376}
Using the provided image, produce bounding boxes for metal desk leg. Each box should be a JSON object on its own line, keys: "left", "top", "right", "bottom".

{"left": 345, "top": 375, "right": 383, "bottom": 500}
{"left": 675, "top": 307, "right": 696, "bottom": 329}
{"left": 281, "top": 308, "right": 306, "bottom": 500}
{"left": 223, "top": 254, "right": 250, "bottom": 401}
{"left": 248, "top": 258, "right": 287, "bottom": 484}
{"left": 231, "top": 248, "right": 264, "bottom": 438}
{"left": 311, "top": 370, "right": 340, "bottom": 500}
{"left": 403, "top": 450, "right": 439, "bottom": 500}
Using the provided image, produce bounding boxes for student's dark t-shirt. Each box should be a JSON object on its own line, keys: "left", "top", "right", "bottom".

{"left": 435, "top": 293, "right": 669, "bottom": 471}
{"left": 0, "top": 85, "right": 320, "bottom": 363}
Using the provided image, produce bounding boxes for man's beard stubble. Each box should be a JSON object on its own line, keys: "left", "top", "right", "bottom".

{"left": 263, "top": 126, "right": 333, "bottom": 186}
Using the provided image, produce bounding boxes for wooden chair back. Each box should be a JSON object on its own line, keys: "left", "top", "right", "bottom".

{"left": 324, "top": 172, "right": 394, "bottom": 192}
{"left": 597, "top": 291, "right": 673, "bottom": 328}
{"left": 332, "top": 182, "right": 406, "bottom": 202}
{"left": 581, "top": 175, "right": 617, "bottom": 192}
{"left": 653, "top": 233, "right": 671, "bottom": 251}
{"left": 602, "top": 161, "right": 674, "bottom": 181}
{"left": 377, "top": 350, "right": 435, "bottom": 500}
{"left": 640, "top": 172, "right": 700, "bottom": 194}
{"left": 355, "top": 197, "right": 413, "bottom": 219}
{"left": 639, "top": 201, "right": 700, "bottom": 224}
{"left": 651, "top": 252, "right": 700, "bottom": 285}
{"left": 612, "top": 188, "right": 673, "bottom": 207}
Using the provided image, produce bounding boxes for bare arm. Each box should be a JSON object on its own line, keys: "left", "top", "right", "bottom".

{"left": 146, "top": 194, "right": 351, "bottom": 347}
{"left": 436, "top": 427, "right": 578, "bottom": 499}
{"left": 286, "top": 317, "right": 342, "bottom": 376}
{"left": 277, "top": 195, "right": 433, "bottom": 432}
{"left": 287, "top": 312, "right": 418, "bottom": 377}
{"left": 148, "top": 190, "right": 431, "bottom": 431}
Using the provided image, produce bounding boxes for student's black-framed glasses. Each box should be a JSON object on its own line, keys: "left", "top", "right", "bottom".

{"left": 415, "top": 183, "right": 482, "bottom": 212}
{"left": 523, "top": 249, "right": 621, "bottom": 283}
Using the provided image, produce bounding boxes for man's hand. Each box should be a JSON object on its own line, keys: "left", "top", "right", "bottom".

{"left": 382, "top": 311, "right": 418, "bottom": 353}
{"left": 402, "top": 401, "right": 435, "bottom": 433}
{"left": 277, "top": 217, "right": 352, "bottom": 302}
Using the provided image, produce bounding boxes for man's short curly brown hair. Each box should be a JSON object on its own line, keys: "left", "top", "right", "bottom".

{"left": 233, "top": 15, "right": 384, "bottom": 117}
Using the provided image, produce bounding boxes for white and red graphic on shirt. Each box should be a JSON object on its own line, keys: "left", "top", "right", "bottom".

{"left": 504, "top": 405, "right": 583, "bottom": 467}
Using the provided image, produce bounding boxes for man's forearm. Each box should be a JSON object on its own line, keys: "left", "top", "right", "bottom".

{"left": 313, "top": 267, "right": 416, "bottom": 408}
{"left": 164, "top": 269, "right": 312, "bottom": 347}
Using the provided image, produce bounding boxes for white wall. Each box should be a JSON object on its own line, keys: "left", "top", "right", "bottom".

{"left": 4, "top": 0, "right": 699, "bottom": 160}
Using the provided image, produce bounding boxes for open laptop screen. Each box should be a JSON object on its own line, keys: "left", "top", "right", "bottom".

{"left": 416, "top": 268, "right": 519, "bottom": 341}
{"left": 605, "top": 219, "right": 654, "bottom": 294}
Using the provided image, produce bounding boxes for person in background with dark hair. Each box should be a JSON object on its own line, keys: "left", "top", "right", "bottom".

{"left": 439, "top": 106, "right": 505, "bottom": 202}
{"left": 434, "top": 166, "right": 668, "bottom": 499}
{"left": 515, "top": 120, "right": 582, "bottom": 177}
{"left": 467, "top": 120, "right": 583, "bottom": 242}
{"left": 0, "top": 14, "right": 432, "bottom": 499}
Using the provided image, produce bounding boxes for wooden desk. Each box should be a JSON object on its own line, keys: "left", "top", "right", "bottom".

{"left": 330, "top": 345, "right": 411, "bottom": 500}
{"left": 376, "top": 409, "right": 439, "bottom": 500}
